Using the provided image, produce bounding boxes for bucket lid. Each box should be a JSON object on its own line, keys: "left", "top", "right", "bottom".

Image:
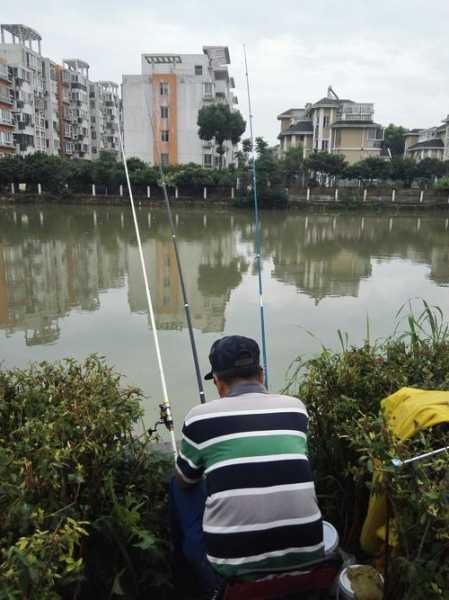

{"left": 323, "top": 520, "right": 339, "bottom": 554}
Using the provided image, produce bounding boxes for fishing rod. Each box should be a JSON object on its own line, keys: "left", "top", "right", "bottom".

{"left": 142, "top": 86, "right": 206, "bottom": 405}
{"left": 243, "top": 44, "right": 269, "bottom": 388}
{"left": 115, "top": 99, "right": 177, "bottom": 459}
{"left": 391, "top": 444, "right": 449, "bottom": 468}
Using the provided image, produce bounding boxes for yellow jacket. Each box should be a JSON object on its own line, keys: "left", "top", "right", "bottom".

{"left": 360, "top": 387, "right": 449, "bottom": 554}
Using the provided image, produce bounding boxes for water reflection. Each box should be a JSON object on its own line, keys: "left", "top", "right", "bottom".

{"left": 0, "top": 206, "right": 448, "bottom": 346}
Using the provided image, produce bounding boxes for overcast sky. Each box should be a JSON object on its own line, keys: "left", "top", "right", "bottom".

{"left": 3, "top": 1, "right": 449, "bottom": 144}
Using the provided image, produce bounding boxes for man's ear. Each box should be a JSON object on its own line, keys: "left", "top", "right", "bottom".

{"left": 213, "top": 375, "right": 228, "bottom": 398}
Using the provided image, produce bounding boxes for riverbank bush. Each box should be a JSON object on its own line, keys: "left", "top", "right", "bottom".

{"left": 0, "top": 356, "right": 172, "bottom": 599}
{"left": 234, "top": 189, "right": 289, "bottom": 209}
{"left": 286, "top": 302, "right": 449, "bottom": 599}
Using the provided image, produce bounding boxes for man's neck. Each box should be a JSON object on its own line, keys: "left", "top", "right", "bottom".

{"left": 226, "top": 381, "right": 267, "bottom": 397}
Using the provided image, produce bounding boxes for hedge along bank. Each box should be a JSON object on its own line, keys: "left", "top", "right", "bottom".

{"left": 285, "top": 302, "right": 449, "bottom": 599}
{"left": 0, "top": 356, "right": 173, "bottom": 599}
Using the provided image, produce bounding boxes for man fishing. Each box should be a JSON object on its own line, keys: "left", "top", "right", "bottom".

{"left": 170, "top": 335, "right": 324, "bottom": 593}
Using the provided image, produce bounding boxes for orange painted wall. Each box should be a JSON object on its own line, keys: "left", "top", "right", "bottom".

{"left": 151, "top": 74, "right": 177, "bottom": 165}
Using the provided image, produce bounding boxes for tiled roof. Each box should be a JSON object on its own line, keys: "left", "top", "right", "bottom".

{"left": 277, "top": 108, "right": 303, "bottom": 119}
{"left": 408, "top": 139, "right": 444, "bottom": 150}
{"left": 278, "top": 121, "right": 314, "bottom": 137}
{"left": 312, "top": 97, "right": 340, "bottom": 108}
{"left": 331, "top": 120, "right": 381, "bottom": 128}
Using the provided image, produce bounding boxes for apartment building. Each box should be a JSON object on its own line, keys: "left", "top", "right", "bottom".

{"left": 0, "top": 23, "right": 121, "bottom": 160}
{"left": 0, "top": 58, "right": 14, "bottom": 156}
{"left": 122, "top": 46, "right": 238, "bottom": 166}
{"left": 0, "top": 24, "right": 47, "bottom": 155}
{"left": 89, "top": 81, "right": 121, "bottom": 158}
{"left": 404, "top": 115, "right": 449, "bottom": 161}
{"left": 62, "top": 59, "right": 91, "bottom": 159}
{"left": 42, "top": 57, "right": 61, "bottom": 154}
{"left": 278, "top": 87, "right": 384, "bottom": 164}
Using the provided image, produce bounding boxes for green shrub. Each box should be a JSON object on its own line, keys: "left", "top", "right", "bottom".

{"left": 234, "top": 189, "right": 288, "bottom": 209}
{"left": 0, "top": 356, "right": 172, "bottom": 599}
{"left": 433, "top": 176, "right": 449, "bottom": 190}
{"left": 286, "top": 302, "right": 449, "bottom": 599}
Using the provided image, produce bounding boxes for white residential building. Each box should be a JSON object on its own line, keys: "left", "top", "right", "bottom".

{"left": 42, "top": 57, "right": 61, "bottom": 155}
{"left": 63, "top": 59, "right": 91, "bottom": 159}
{"left": 0, "top": 59, "right": 15, "bottom": 156}
{"left": 0, "top": 23, "right": 122, "bottom": 160}
{"left": 122, "top": 46, "right": 238, "bottom": 167}
{"left": 89, "top": 81, "right": 121, "bottom": 158}
{"left": 0, "top": 24, "right": 47, "bottom": 155}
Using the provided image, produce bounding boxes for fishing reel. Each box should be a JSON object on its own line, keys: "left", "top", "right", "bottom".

{"left": 147, "top": 402, "right": 175, "bottom": 437}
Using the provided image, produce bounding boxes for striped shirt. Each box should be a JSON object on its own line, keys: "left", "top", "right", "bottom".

{"left": 176, "top": 383, "right": 324, "bottom": 579}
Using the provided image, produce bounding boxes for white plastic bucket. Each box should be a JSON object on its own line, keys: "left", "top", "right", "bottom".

{"left": 338, "top": 566, "right": 357, "bottom": 599}
{"left": 338, "top": 566, "right": 384, "bottom": 600}
{"left": 323, "top": 520, "right": 339, "bottom": 555}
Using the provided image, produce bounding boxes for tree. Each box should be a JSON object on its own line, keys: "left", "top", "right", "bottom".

{"left": 22, "top": 153, "right": 67, "bottom": 193}
{"left": 197, "top": 104, "right": 246, "bottom": 169}
{"left": 0, "top": 155, "right": 24, "bottom": 186}
{"left": 280, "top": 146, "right": 304, "bottom": 184}
{"left": 305, "top": 151, "right": 347, "bottom": 181}
{"left": 415, "top": 157, "right": 446, "bottom": 184}
{"left": 348, "top": 157, "right": 391, "bottom": 184}
{"left": 254, "top": 136, "right": 281, "bottom": 188}
{"left": 93, "top": 151, "right": 124, "bottom": 188}
{"left": 390, "top": 157, "right": 417, "bottom": 187}
{"left": 383, "top": 124, "right": 409, "bottom": 157}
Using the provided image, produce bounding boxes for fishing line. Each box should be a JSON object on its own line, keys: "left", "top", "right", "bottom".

{"left": 142, "top": 82, "right": 206, "bottom": 405}
{"left": 243, "top": 44, "right": 269, "bottom": 387}
{"left": 115, "top": 99, "right": 177, "bottom": 459}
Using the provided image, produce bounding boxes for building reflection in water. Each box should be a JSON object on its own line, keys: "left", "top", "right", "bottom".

{"left": 0, "top": 207, "right": 448, "bottom": 346}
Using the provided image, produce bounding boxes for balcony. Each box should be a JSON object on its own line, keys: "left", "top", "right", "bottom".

{"left": 0, "top": 64, "right": 11, "bottom": 83}
{"left": 0, "top": 112, "right": 13, "bottom": 126}
{"left": 367, "top": 139, "right": 383, "bottom": 148}
{"left": 0, "top": 90, "right": 14, "bottom": 106}
{"left": 0, "top": 135, "right": 14, "bottom": 148}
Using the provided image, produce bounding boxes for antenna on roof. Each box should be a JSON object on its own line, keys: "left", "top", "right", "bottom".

{"left": 327, "top": 85, "right": 339, "bottom": 101}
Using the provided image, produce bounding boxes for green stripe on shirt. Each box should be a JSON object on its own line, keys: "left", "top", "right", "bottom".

{"left": 181, "top": 434, "right": 308, "bottom": 470}
{"left": 210, "top": 547, "right": 325, "bottom": 579}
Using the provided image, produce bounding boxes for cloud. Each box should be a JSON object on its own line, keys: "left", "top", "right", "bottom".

{"left": 2, "top": 0, "right": 449, "bottom": 143}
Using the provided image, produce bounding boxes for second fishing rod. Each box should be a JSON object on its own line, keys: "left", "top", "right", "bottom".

{"left": 142, "top": 89, "right": 206, "bottom": 406}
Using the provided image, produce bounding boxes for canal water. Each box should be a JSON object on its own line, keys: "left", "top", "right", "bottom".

{"left": 1, "top": 204, "right": 449, "bottom": 437}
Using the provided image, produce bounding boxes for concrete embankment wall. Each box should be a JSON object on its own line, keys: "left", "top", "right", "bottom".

{"left": 1, "top": 184, "right": 449, "bottom": 209}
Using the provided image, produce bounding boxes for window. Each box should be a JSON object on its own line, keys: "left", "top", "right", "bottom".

{"left": 323, "top": 115, "right": 330, "bottom": 128}
{"left": 367, "top": 128, "right": 376, "bottom": 139}
{"left": 203, "top": 154, "right": 212, "bottom": 168}
{"left": 161, "top": 153, "right": 169, "bottom": 166}
{"left": 195, "top": 65, "right": 203, "bottom": 76}
{"left": 161, "top": 130, "right": 169, "bottom": 142}
{"left": 160, "top": 106, "right": 169, "bottom": 119}
{"left": 203, "top": 82, "right": 213, "bottom": 97}
{"left": 160, "top": 81, "right": 169, "bottom": 96}
{"left": 322, "top": 140, "right": 329, "bottom": 151}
